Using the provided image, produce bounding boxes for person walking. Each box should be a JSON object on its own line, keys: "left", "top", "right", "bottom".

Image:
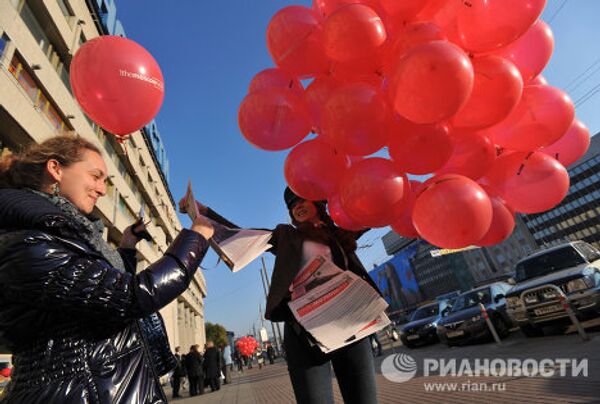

{"left": 234, "top": 348, "right": 244, "bottom": 373}
{"left": 222, "top": 344, "right": 233, "bottom": 384}
{"left": 0, "top": 135, "right": 213, "bottom": 404}
{"left": 172, "top": 346, "right": 187, "bottom": 398}
{"left": 184, "top": 345, "right": 204, "bottom": 396}
{"left": 267, "top": 343, "right": 275, "bottom": 365}
{"left": 183, "top": 187, "right": 382, "bottom": 404}
{"left": 203, "top": 341, "right": 222, "bottom": 392}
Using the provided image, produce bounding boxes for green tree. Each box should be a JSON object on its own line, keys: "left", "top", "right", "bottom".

{"left": 205, "top": 322, "right": 228, "bottom": 348}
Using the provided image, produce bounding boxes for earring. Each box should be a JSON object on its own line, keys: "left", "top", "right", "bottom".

{"left": 53, "top": 182, "right": 60, "bottom": 196}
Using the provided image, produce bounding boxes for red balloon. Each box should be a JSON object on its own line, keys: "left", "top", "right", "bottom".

{"left": 285, "top": 139, "right": 349, "bottom": 200}
{"left": 493, "top": 20, "right": 554, "bottom": 83}
{"left": 388, "top": 119, "right": 453, "bottom": 175}
{"left": 267, "top": 6, "right": 329, "bottom": 79}
{"left": 313, "top": 0, "right": 381, "bottom": 18}
{"left": 541, "top": 119, "right": 591, "bottom": 167}
{"left": 436, "top": 130, "right": 496, "bottom": 180}
{"left": 455, "top": 0, "right": 546, "bottom": 52}
{"left": 391, "top": 180, "right": 421, "bottom": 238}
{"left": 305, "top": 75, "right": 343, "bottom": 133}
{"left": 390, "top": 41, "right": 474, "bottom": 124}
{"left": 339, "top": 158, "right": 408, "bottom": 227}
{"left": 452, "top": 55, "right": 523, "bottom": 129}
{"left": 383, "top": 21, "right": 446, "bottom": 77}
{"left": 238, "top": 89, "right": 311, "bottom": 151}
{"left": 248, "top": 68, "right": 304, "bottom": 98}
{"left": 70, "top": 36, "right": 164, "bottom": 135}
{"left": 412, "top": 174, "right": 493, "bottom": 249}
{"left": 323, "top": 4, "right": 387, "bottom": 63}
{"left": 530, "top": 75, "right": 548, "bottom": 86}
{"left": 380, "top": 0, "right": 430, "bottom": 22}
{"left": 476, "top": 189, "right": 515, "bottom": 247}
{"left": 0, "top": 368, "right": 11, "bottom": 378}
{"left": 482, "top": 151, "right": 570, "bottom": 214}
{"left": 321, "top": 83, "right": 389, "bottom": 156}
{"left": 488, "top": 85, "right": 575, "bottom": 151}
{"left": 328, "top": 193, "right": 366, "bottom": 231}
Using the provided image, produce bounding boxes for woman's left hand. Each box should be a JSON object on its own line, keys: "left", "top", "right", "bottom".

{"left": 120, "top": 219, "right": 147, "bottom": 249}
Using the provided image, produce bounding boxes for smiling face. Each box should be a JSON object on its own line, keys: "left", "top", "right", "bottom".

{"left": 291, "top": 199, "right": 320, "bottom": 224}
{"left": 47, "top": 149, "right": 108, "bottom": 214}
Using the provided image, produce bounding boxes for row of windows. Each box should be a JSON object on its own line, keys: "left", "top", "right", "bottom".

{"left": 570, "top": 155, "right": 600, "bottom": 177}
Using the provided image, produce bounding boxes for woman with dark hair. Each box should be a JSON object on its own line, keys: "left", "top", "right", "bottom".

{"left": 0, "top": 135, "right": 214, "bottom": 403}
{"left": 182, "top": 187, "right": 382, "bottom": 404}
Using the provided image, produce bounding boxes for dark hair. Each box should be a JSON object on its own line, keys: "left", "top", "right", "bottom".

{"left": 0, "top": 135, "right": 101, "bottom": 190}
{"left": 292, "top": 202, "right": 358, "bottom": 254}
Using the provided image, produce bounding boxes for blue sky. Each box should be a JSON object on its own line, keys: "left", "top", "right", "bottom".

{"left": 116, "top": 1, "right": 600, "bottom": 338}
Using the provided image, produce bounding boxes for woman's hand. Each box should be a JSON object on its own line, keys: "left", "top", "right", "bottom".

{"left": 191, "top": 214, "right": 214, "bottom": 240}
{"left": 178, "top": 197, "right": 208, "bottom": 215}
{"left": 120, "top": 219, "right": 148, "bottom": 249}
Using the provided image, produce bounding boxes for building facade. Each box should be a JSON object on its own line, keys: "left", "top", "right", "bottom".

{"left": 0, "top": 0, "right": 207, "bottom": 358}
{"left": 522, "top": 134, "right": 600, "bottom": 250}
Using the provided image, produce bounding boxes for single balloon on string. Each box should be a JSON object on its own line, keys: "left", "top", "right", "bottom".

{"left": 70, "top": 36, "right": 165, "bottom": 135}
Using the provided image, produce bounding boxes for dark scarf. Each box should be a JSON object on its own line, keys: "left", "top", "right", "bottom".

{"left": 29, "top": 189, "right": 125, "bottom": 271}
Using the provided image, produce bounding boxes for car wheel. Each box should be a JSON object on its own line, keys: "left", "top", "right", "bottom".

{"left": 494, "top": 317, "right": 510, "bottom": 338}
{"left": 520, "top": 324, "right": 544, "bottom": 337}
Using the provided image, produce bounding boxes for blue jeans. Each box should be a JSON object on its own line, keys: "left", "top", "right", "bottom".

{"left": 284, "top": 323, "right": 378, "bottom": 404}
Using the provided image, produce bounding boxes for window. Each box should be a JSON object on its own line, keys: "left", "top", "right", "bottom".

{"left": 0, "top": 35, "right": 8, "bottom": 57}
{"left": 57, "top": 0, "right": 74, "bottom": 18}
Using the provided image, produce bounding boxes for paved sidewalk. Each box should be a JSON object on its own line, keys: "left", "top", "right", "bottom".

{"left": 165, "top": 329, "right": 600, "bottom": 404}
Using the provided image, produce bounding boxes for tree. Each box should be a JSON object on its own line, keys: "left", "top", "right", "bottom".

{"left": 205, "top": 322, "right": 228, "bottom": 348}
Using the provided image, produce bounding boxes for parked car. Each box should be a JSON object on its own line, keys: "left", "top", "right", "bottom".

{"left": 437, "top": 282, "right": 513, "bottom": 346}
{"left": 505, "top": 241, "right": 600, "bottom": 337}
{"left": 400, "top": 299, "right": 453, "bottom": 348}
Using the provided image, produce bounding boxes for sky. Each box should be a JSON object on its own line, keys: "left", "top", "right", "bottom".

{"left": 116, "top": 0, "right": 600, "bottom": 338}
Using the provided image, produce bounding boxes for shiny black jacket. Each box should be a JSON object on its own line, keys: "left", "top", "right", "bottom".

{"left": 0, "top": 189, "right": 208, "bottom": 403}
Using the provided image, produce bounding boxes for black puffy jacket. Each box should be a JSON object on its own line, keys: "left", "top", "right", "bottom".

{"left": 0, "top": 189, "right": 208, "bottom": 403}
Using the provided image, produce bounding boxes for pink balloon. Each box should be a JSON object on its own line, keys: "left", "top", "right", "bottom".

{"left": 488, "top": 85, "right": 575, "bottom": 151}
{"left": 70, "top": 36, "right": 164, "bottom": 135}
{"left": 339, "top": 158, "right": 409, "bottom": 227}
{"left": 452, "top": 55, "right": 523, "bottom": 129}
{"left": 482, "top": 151, "right": 570, "bottom": 214}
{"left": 313, "top": 0, "right": 381, "bottom": 19}
{"left": 390, "top": 41, "right": 474, "bottom": 124}
{"left": 284, "top": 138, "right": 349, "bottom": 200}
{"left": 238, "top": 89, "right": 311, "bottom": 151}
{"left": 321, "top": 82, "right": 389, "bottom": 156}
{"left": 391, "top": 180, "right": 421, "bottom": 239}
{"left": 541, "top": 119, "right": 591, "bottom": 167}
{"left": 412, "top": 174, "right": 493, "bottom": 249}
{"left": 388, "top": 119, "right": 453, "bottom": 175}
{"left": 477, "top": 187, "right": 516, "bottom": 246}
{"left": 328, "top": 193, "right": 366, "bottom": 231}
{"left": 323, "top": 4, "right": 387, "bottom": 63}
{"left": 305, "top": 75, "right": 343, "bottom": 133}
{"left": 493, "top": 20, "right": 554, "bottom": 83}
{"left": 267, "top": 6, "right": 329, "bottom": 78}
{"left": 248, "top": 68, "right": 304, "bottom": 97}
{"left": 455, "top": 0, "right": 546, "bottom": 52}
{"left": 436, "top": 130, "right": 496, "bottom": 180}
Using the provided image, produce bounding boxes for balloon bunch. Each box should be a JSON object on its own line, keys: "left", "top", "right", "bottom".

{"left": 239, "top": 0, "right": 591, "bottom": 249}
{"left": 236, "top": 336, "right": 259, "bottom": 356}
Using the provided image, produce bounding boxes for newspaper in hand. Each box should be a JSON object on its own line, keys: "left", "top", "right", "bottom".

{"left": 287, "top": 256, "right": 390, "bottom": 353}
{"left": 183, "top": 181, "right": 272, "bottom": 272}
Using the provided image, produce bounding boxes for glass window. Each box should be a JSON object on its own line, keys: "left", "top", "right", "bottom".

{"left": 57, "top": 0, "right": 73, "bottom": 17}
{"left": 0, "top": 35, "right": 7, "bottom": 56}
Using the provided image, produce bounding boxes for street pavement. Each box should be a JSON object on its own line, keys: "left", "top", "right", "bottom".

{"left": 166, "top": 325, "right": 600, "bottom": 404}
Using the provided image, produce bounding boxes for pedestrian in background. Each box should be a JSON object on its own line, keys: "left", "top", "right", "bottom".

{"left": 203, "top": 341, "right": 222, "bottom": 392}
{"left": 222, "top": 344, "right": 233, "bottom": 384}
{"left": 267, "top": 343, "right": 275, "bottom": 365}
{"left": 172, "top": 346, "right": 187, "bottom": 398}
{"left": 185, "top": 345, "right": 204, "bottom": 396}
{"left": 0, "top": 135, "right": 213, "bottom": 403}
